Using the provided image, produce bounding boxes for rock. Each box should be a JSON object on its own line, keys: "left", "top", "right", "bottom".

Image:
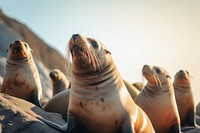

{"left": 0, "top": 93, "right": 65, "bottom": 133}
{"left": 182, "top": 127, "right": 200, "bottom": 133}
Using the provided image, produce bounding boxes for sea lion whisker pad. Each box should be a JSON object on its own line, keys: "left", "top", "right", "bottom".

{"left": 1, "top": 40, "right": 43, "bottom": 108}
{"left": 38, "top": 34, "right": 155, "bottom": 133}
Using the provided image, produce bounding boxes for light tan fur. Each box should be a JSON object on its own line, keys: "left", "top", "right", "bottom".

{"left": 135, "top": 65, "right": 181, "bottom": 133}
{"left": 39, "top": 34, "right": 155, "bottom": 133}
{"left": 49, "top": 69, "right": 70, "bottom": 96}
{"left": 173, "top": 70, "right": 197, "bottom": 127}
{"left": 1, "top": 40, "right": 42, "bottom": 107}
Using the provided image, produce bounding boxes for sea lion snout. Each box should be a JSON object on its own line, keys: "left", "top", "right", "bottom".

{"left": 14, "top": 40, "right": 23, "bottom": 45}
{"left": 72, "top": 34, "right": 80, "bottom": 41}
{"left": 12, "top": 40, "right": 25, "bottom": 50}
{"left": 49, "top": 71, "right": 58, "bottom": 79}
{"left": 179, "top": 70, "right": 184, "bottom": 73}
{"left": 142, "top": 65, "right": 151, "bottom": 76}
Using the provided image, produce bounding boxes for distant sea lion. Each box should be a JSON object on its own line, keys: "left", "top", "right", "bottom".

{"left": 38, "top": 34, "right": 155, "bottom": 133}
{"left": 123, "top": 79, "right": 140, "bottom": 101}
{"left": 135, "top": 65, "right": 181, "bottom": 133}
{"left": 1, "top": 40, "right": 42, "bottom": 108}
{"left": 49, "top": 69, "right": 70, "bottom": 96}
{"left": 173, "top": 70, "right": 198, "bottom": 127}
{"left": 132, "top": 82, "right": 144, "bottom": 91}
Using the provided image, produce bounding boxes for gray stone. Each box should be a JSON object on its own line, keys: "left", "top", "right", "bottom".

{"left": 0, "top": 93, "right": 65, "bottom": 133}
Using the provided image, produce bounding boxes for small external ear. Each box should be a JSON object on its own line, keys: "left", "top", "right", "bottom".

{"left": 6, "top": 49, "right": 8, "bottom": 53}
{"left": 30, "top": 48, "right": 33, "bottom": 52}
{"left": 104, "top": 49, "right": 111, "bottom": 55}
{"left": 166, "top": 74, "right": 171, "bottom": 79}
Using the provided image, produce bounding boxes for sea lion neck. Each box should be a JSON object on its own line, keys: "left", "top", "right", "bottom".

{"left": 71, "top": 58, "right": 123, "bottom": 91}
{"left": 173, "top": 82, "right": 192, "bottom": 93}
{"left": 6, "top": 53, "right": 35, "bottom": 73}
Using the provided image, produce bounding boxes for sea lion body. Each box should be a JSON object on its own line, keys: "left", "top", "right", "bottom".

{"left": 135, "top": 65, "right": 181, "bottom": 133}
{"left": 132, "top": 82, "right": 144, "bottom": 91}
{"left": 44, "top": 89, "right": 70, "bottom": 120}
{"left": 1, "top": 40, "right": 42, "bottom": 107}
{"left": 49, "top": 69, "right": 70, "bottom": 96}
{"left": 173, "top": 70, "right": 197, "bottom": 127}
{"left": 123, "top": 79, "right": 140, "bottom": 101}
{"left": 39, "top": 34, "right": 154, "bottom": 133}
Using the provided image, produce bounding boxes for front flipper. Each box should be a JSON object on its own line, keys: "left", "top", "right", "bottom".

{"left": 37, "top": 114, "right": 78, "bottom": 133}
{"left": 120, "top": 119, "right": 135, "bottom": 133}
{"left": 33, "top": 94, "right": 43, "bottom": 109}
{"left": 169, "top": 123, "right": 181, "bottom": 133}
{"left": 185, "top": 109, "right": 199, "bottom": 127}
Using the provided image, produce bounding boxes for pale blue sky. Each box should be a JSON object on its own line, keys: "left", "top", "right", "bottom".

{"left": 0, "top": 0, "right": 200, "bottom": 103}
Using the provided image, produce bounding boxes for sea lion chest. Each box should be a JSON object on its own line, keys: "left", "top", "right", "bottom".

{"left": 136, "top": 89, "right": 178, "bottom": 132}
{"left": 2, "top": 62, "right": 40, "bottom": 101}
{"left": 69, "top": 83, "right": 133, "bottom": 133}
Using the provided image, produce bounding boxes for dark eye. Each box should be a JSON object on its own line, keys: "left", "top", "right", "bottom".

{"left": 186, "top": 70, "right": 189, "bottom": 75}
{"left": 9, "top": 44, "right": 13, "bottom": 48}
{"left": 91, "top": 41, "right": 98, "bottom": 49}
{"left": 24, "top": 43, "right": 28, "bottom": 48}
{"left": 155, "top": 68, "right": 161, "bottom": 74}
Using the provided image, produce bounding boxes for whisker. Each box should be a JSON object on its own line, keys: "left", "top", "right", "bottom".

{"left": 64, "top": 46, "right": 72, "bottom": 80}
{"left": 155, "top": 75, "right": 162, "bottom": 88}
{"left": 153, "top": 75, "right": 158, "bottom": 87}
{"left": 91, "top": 51, "right": 102, "bottom": 71}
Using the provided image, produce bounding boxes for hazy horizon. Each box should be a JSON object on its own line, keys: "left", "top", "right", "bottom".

{"left": 0, "top": 0, "right": 199, "bottom": 104}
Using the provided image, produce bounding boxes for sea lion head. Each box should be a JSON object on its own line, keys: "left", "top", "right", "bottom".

{"left": 173, "top": 70, "right": 191, "bottom": 89}
{"left": 67, "top": 34, "right": 111, "bottom": 73}
{"left": 7, "top": 40, "right": 32, "bottom": 61}
{"left": 49, "top": 69, "right": 63, "bottom": 81}
{"left": 142, "top": 65, "right": 171, "bottom": 91}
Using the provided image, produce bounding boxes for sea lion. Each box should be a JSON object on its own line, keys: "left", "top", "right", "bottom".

{"left": 1, "top": 40, "right": 42, "bottom": 108}
{"left": 38, "top": 34, "right": 155, "bottom": 133}
{"left": 44, "top": 79, "right": 139, "bottom": 120}
{"left": 135, "top": 65, "right": 181, "bottom": 133}
{"left": 49, "top": 69, "right": 70, "bottom": 96}
{"left": 132, "top": 82, "right": 144, "bottom": 91}
{"left": 123, "top": 79, "right": 140, "bottom": 101}
{"left": 173, "top": 70, "right": 198, "bottom": 127}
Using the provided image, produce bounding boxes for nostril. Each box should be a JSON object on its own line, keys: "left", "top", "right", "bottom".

{"left": 72, "top": 34, "right": 79, "bottom": 41}
{"left": 179, "top": 70, "right": 184, "bottom": 73}
{"left": 14, "top": 40, "right": 22, "bottom": 46}
{"left": 143, "top": 64, "right": 148, "bottom": 68}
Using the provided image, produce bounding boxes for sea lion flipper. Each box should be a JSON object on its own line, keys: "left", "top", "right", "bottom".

{"left": 34, "top": 97, "right": 42, "bottom": 109}
{"left": 120, "top": 120, "right": 135, "bottom": 133}
{"left": 169, "top": 123, "right": 181, "bottom": 133}
{"left": 37, "top": 114, "right": 78, "bottom": 132}
{"left": 186, "top": 109, "right": 199, "bottom": 127}
{"left": 32, "top": 93, "right": 42, "bottom": 109}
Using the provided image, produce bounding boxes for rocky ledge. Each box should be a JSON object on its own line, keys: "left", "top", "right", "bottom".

{"left": 0, "top": 93, "right": 66, "bottom": 133}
